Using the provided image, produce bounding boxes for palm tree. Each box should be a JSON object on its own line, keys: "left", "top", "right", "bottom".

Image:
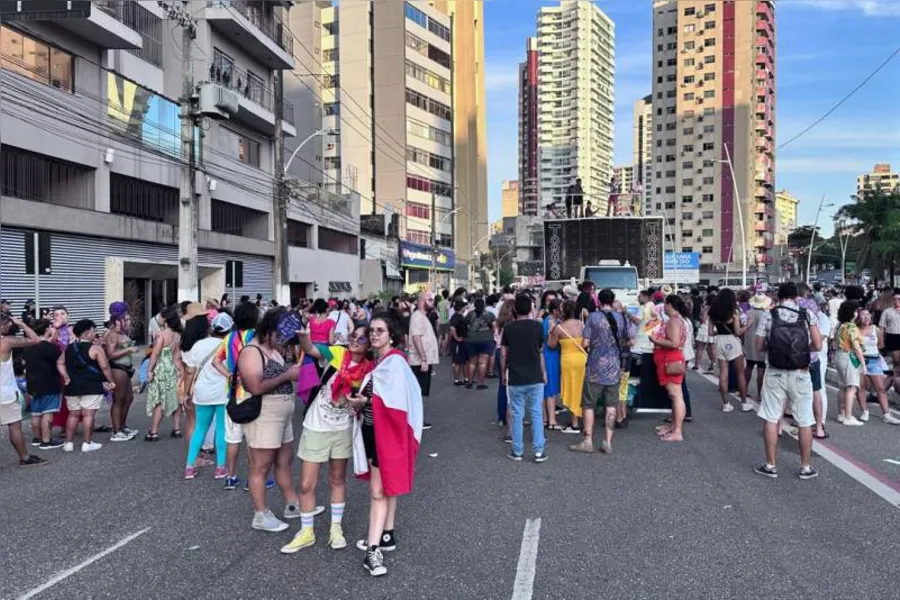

{"left": 836, "top": 187, "right": 900, "bottom": 283}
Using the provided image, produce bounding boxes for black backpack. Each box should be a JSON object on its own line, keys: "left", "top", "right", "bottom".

{"left": 767, "top": 307, "right": 810, "bottom": 370}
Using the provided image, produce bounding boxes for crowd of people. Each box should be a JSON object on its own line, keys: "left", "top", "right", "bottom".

{"left": 2, "top": 278, "right": 899, "bottom": 574}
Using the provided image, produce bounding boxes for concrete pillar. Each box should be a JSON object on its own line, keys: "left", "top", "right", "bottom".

{"left": 200, "top": 267, "right": 225, "bottom": 303}
{"left": 105, "top": 257, "right": 124, "bottom": 308}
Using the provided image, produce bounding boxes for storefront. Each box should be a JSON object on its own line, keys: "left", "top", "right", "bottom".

{"left": 400, "top": 241, "right": 455, "bottom": 293}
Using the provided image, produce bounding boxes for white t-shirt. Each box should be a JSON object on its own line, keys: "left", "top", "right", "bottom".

{"left": 817, "top": 312, "right": 831, "bottom": 368}
{"left": 183, "top": 337, "right": 227, "bottom": 405}
{"left": 303, "top": 371, "right": 352, "bottom": 432}
{"left": 682, "top": 319, "right": 695, "bottom": 364}
{"left": 328, "top": 310, "right": 353, "bottom": 346}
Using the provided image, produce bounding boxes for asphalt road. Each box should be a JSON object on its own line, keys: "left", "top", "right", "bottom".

{"left": 1, "top": 364, "right": 899, "bottom": 600}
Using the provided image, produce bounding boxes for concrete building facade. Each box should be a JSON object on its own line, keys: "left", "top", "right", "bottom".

{"left": 1, "top": 1, "right": 362, "bottom": 333}
{"left": 633, "top": 94, "right": 653, "bottom": 213}
{"left": 534, "top": 0, "right": 615, "bottom": 216}
{"left": 857, "top": 163, "right": 899, "bottom": 196}
{"left": 773, "top": 189, "right": 798, "bottom": 247}
{"left": 518, "top": 36, "right": 539, "bottom": 217}
{"left": 650, "top": 0, "right": 776, "bottom": 274}
{"left": 501, "top": 180, "right": 520, "bottom": 217}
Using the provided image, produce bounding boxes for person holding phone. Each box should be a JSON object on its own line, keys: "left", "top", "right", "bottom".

{"left": 1, "top": 314, "right": 47, "bottom": 465}
{"left": 348, "top": 314, "right": 423, "bottom": 577}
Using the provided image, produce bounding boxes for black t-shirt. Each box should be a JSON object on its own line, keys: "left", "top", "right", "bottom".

{"left": 25, "top": 341, "right": 62, "bottom": 396}
{"left": 501, "top": 319, "right": 544, "bottom": 386}
{"left": 691, "top": 298, "right": 702, "bottom": 321}
{"left": 449, "top": 312, "right": 468, "bottom": 339}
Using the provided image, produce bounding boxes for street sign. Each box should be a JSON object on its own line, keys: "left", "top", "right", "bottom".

{"left": 663, "top": 252, "right": 700, "bottom": 284}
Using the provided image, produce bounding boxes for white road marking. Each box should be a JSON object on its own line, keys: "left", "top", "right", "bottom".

{"left": 884, "top": 459, "right": 900, "bottom": 466}
{"left": 17, "top": 528, "right": 150, "bottom": 600}
{"left": 511, "top": 518, "right": 541, "bottom": 600}
{"left": 693, "top": 372, "right": 900, "bottom": 509}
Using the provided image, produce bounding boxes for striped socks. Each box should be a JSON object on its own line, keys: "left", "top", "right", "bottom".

{"left": 331, "top": 502, "right": 345, "bottom": 525}
{"left": 300, "top": 511, "right": 315, "bottom": 529}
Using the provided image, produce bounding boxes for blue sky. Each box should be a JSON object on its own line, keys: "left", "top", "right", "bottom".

{"left": 483, "top": 0, "right": 900, "bottom": 235}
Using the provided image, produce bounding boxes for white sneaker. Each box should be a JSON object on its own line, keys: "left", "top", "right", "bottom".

{"left": 843, "top": 416, "right": 864, "bottom": 426}
{"left": 883, "top": 413, "right": 900, "bottom": 425}
{"left": 837, "top": 413, "right": 845, "bottom": 423}
{"left": 860, "top": 410, "right": 870, "bottom": 422}
{"left": 741, "top": 402, "right": 755, "bottom": 412}
{"left": 81, "top": 441, "right": 103, "bottom": 452}
{"left": 722, "top": 403, "right": 735, "bottom": 413}
{"left": 63, "top": 442, "right": 74, "bottom": 452}
{"left": 251, "top": 510, "right": 289, "bottom": 533}
{"left": 110, "top": 431, "right": 131, "bottom": 442}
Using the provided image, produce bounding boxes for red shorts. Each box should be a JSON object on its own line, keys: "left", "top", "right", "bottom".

{"left": 654, "top": 349, "right": 686, "bottom": 387}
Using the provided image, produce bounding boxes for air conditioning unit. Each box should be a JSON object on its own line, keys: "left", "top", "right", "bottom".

{"left": 198, "top": 83, "right": 239, "bottom": 119}
{"left": 696, "top": 11, "right": 704, "bottom": 18}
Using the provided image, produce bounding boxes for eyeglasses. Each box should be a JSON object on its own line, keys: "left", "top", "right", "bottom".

{"left": 370, "top": 327, "right": 389, "bottom": 335}
{"left": 350, "top": 336, "right": 369, "bottom": 345}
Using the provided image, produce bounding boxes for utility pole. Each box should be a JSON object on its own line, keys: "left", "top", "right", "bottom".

{"left": 273, "top": 68, "right": 290, "bottom": 305}
{"left": 176, "top": 1, "right": 199, "bottom": 302}
{"left": 430, "top": 190, "right": 437, "bottom": 291}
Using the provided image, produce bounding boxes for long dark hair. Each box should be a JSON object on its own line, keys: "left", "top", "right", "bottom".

{"left": 710, "top": 289, "right": 737, "bottom": 323}
{"left": 257, "top": 307, "right": 287, "bottom": 346}
{"left": 163, "top": 309, "right": 182, "bottom": 333}
{"left": 473, "top": 298, "right": 485, "bottom": 317}
{"left": 180, "top": 315, "right": 209, "bottom": 352}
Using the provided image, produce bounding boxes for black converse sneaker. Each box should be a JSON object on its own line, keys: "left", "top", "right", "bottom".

{"left": 363, "top": 547, "right": 387, "bottom": 577}
{"left": 356, "top": 530, "right": 397, "bottom": 552}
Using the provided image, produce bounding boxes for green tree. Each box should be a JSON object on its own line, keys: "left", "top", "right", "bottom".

{"left": 499, "top": 266, "right": 516, "bottom": 287}
{"left": 837, "top": 188, "right": 900, "bottom": 282}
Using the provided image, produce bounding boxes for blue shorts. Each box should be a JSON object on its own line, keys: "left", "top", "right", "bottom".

{"left": 467, "top": 340, "right": 496, "bottom": 357}
{"left": 30, "top": 393, "right": 62, "bottom": 415}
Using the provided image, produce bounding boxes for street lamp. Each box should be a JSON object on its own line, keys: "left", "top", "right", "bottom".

{"left": 431, "top": 207, "right": 462, "bottom": 289}
{"left": 805, "top": 195, "right": 834, "bottom": 284}
{"left": 836, "top": 216, "right": 853, "bottom": 284}
{"left": 284, "top": 128, "right": 338, "bottom": 173}
{"left": 719, "top": 145, "right": 747, "bottom": 289}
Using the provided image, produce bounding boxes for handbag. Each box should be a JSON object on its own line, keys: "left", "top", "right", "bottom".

{"left": 226, "top": 346, "right": 264, "bottom": 424}
{"left": 665, "top": 359, "right": 685, "bottom": 376}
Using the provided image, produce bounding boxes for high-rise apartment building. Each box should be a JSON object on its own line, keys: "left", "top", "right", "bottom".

{"left": 613, "top": 165, "right": 635, "bottom": 197}
{"left": 774, "top": 190, "right": 798, "bottom": 246}
{"left": 650, "top": 0, "right": 775, "bottom": 273}
{"left": 533, "top": 0, "right": 615, "bottom": 216}
{"left": 633, "top": 94, "right": 653, "bottom": 212}
{"left": 518, "top": 36, "right": 539, "bottom": 216}
{"left": 857, "top": 163, "right": 898, "bottom": 196}
{"left": 288, "top": 0, "right": 488, "bottom": 286}
{"left": 501, "top": 181, "right": 520, "bottom": 217}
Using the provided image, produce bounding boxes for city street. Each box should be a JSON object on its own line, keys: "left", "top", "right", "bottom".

{"left": 2, "top": 366, "right": 900, "bottom": 600}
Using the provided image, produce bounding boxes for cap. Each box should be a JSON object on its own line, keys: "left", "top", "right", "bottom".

{"left": 184, "top": 302, "right": 206, "bottom": 320}
{"left": 211, "top": 312, "right": 234, "bottom": 333}
{"left": 652, "top": 291, "right": 665, "bottom": 303}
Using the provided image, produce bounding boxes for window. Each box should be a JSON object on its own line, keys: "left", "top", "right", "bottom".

{"left": 221, "top": 128, "right": 261, "bottom": 167}
{"left": 406, "top": 32, "right": 428, "bottom": 55}
{"left": 684, "top": 40, "right": 695, "bottom": 50}
{"left": 323, "top": 74, "right": 339, "bottom": 88}
{"left": 667, "top": 27, "right": 677, "bottom": 35}
{"left": 704, "top": 72, "right": 715, "bottom": 81}
{"left": 656, "top": 124, "right": 663, "bottom": 132}
{"left": 657, "top": 44, "right": 663, "bottom": 52}
{"left": 704, "top": 90, "right": 715, "bottom": 98}
{"left": 704, "top": 21, "right": 715, "bottom": 29}
{"left": 324, "top": 102, "right": 340, "bottom": 116}
{"left": 683, "top": 161, "right": 694, "bottom": 169}
{"left": 684, "top": 75, "right": 695, "bottom": 84}
{"left": 324, "top": 21, "right": 339, "bottom": 35}
{"left": 704, "top": 38, "right": 716, "bottom": 47}
{"left": 666, "top": 73, "right": 677, "bottom": 82}
{"left": 685, "top": 7, "right": 696, "bottom": 16}
{"left": 319, "top": 226, "right": 358, "bottom": 255}
{"left": 684, "top": 213, "right": 694, "bottom": 220}
{"left": 666, "top": 107, "right": 675, "bottom": 115}
{"left": 683, "top": 230, "right": 693, "bottom": 237}
{"left": 665, "top": 202, "right": 676, "bottom": 209}
{"left": 656, "top": 76, "right": 663, "bottom": 84}
{"left": 703, "top": 125, "right": 715, "bottom": 134}
{"left": 665, "top": 154, "right": 675, "bottom": 162}
{"left": 656, "top": 140, "right": 662, "bottom": 148}
{"left": 324, "top": 156, "right": 341, "bottom": 170}
{"left": 702, "top": 194, "right": 714, "bottom": 202}
{"left": 684, "top": 93, "right": 694, "bottom": 101}
{"left": 702, "top": 176, "right": 715, "bottom": 185}
{"left": 702, "top": 229, "right": 714, "bottom": 237}
{"left": 667, "top": 42, "right": 677, "bottom": 51}
{"left": 406, "top": 202, "right": 430, "bottom": 220}
{"left": 666, "top": 138, "right": 676, "bottom": 146}
{"left": 684, "top": 25, "right": 695, "bottom": 34}
{"left": 109, "top": 173, "right": 175, "bottom": 224}
{"left": 702, "top": 142, "right": 714, "bottom": 151}
{"left": 703, "top": 159, "right": 714, "bottom": 168}
{"left": 665, "top": 170, "right": 676, "bottom": 177}
{"left": 407, "top": 118, "right": 451, "bottom": 145}
{"left": 683, "top": 178, "right": 694, "bottom": 186}
{"left": 406, "top": 146, "right": 450, "bottom": 172}
{"left": 682, "top": 195, "right": 693, "bottom": 203}
{"left": 287, "top": 220, "right": 312, "bottom": 248}
{"left": 428, "top": 19, "right": 451, "bottom": 42}
{"left": 705, "top": 3, "right": 716, "bottom": 12}
{"left": 703, "top": 107, "right": 715, "bottom": 116}
{"left": 702, "top": 246, "right": 713, "bottom": 254}
{"left": 405, "top": 61, "right": 450, "bottom": 94}
{"left": 404, "top": 3, "right": 428, "bottom": 29}
{"left": 684, "top": 110, "right": 694, "bottom": 118}
{"left": 682, "top": 247, "right": 694, "bottom": 253}
{"left": 666, "top": 58, "right": 676, "bottom": 66}
{"left": 2, "top": 26, "right": 74, "bottom": 92}
{"left": 683, "top": 144, "right": 694, "bottom": 152}
{"left": 684, "top": 58, "right": 695, "bottom": 67}
{"left": 666, "top": 90, "right": 676, "bottom": 98}
{"left": 406, "top": 229, "right": 431, "bottom": 245}
{"left": 702, "top": 211, "right": 714, "bottom": 219}
{"left": 665, "top": 186, "right": 676, "bottom": 193}
{"left": 405, "top": 88, "right": 451, "bottom": 121}
{"left": 406, "top": 174, "right": 451, "bottom": 197}
{"left": 323, "top": 48, "right": 339, "bottom": 62}
{"left": 666, "top": 122, "right": 676, "bottom": 130}
{"left": 704, "top": 55, "right": 715, "bottom": 64}
{"left": 683, "top": 128, "right": 694, "bottom": 135}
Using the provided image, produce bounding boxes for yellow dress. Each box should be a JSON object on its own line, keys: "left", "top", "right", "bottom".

{"left": 560, "top": 337, "right": 586, "bottom": 419}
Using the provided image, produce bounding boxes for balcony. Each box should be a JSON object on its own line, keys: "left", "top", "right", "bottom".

{"left": 208, "top": 62, "right": 296, "bottom": 137}
{"left": 204, "top": 1, "right": 295, "bottom": 70}
{"left": 38, "top": 1, "right": 144, "bottom": 49}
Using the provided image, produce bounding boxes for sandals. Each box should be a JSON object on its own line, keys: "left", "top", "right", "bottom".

{"left": 813, "top": 431, "right": 830, "bottom": 440}
{"left": 171, "top": 430, "right": 183, "bottom": 439}
{"left": 660, "top": 432, "right": 683, "bottom": 442}
{"left": 144, "top": 432, "right": 160, "bottom": 442}
{"left": 546, "top": 424, "right": 564, "bottom": 431}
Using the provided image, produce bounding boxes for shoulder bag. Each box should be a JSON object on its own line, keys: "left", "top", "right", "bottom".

{"left": 664, "top": 316, "right": 687, "bottom": 375}
{"left": 226, "top": 346, "right": 265, "bottom": 424}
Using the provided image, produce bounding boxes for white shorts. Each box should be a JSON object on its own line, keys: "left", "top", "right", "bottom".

{"left": 225, "top": 412, "right": 244, "bottom": 444}
{"left": 696, "top": 325, "right": 715, "bottom": 344}
{"left": 834, "top": 351, "right": 861, "bottom": 389}
{"left": 715, "top": 334, "right": 743, "bottom": 363}
{"left": 0, "top": 398, "right": 23, "bottom": 426}
{"left": 66, "top": 394, "right": 104, "bottom": 411}
{"left": 757, "top": 368, "right": 815, "bottom": 428}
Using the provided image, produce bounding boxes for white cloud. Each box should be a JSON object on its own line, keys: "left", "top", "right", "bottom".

{"left": 794, "top": 0, "right": 900, "bottom": 17}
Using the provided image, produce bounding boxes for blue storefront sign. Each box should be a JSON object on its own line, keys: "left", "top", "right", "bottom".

{"left": 400, "top": 241, "right": 455, "bottom": 272}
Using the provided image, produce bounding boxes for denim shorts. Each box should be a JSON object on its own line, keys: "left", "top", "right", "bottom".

{"left": 30, "top": 393, "right": 62, "bottom": 415}
{"left": 467, "top": 340, "right": 496, "bottom": 357}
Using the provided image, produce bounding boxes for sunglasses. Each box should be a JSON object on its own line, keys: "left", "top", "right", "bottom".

{"left": 350, "top": 335, "right": 369, "bottom": 345}
{"left": 370, "top": 327, "right": 389, "bottom": 335}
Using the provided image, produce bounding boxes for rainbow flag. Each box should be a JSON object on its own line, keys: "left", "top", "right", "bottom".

{"left": 218, "top": 329, "right": 256, "bottom": 398}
